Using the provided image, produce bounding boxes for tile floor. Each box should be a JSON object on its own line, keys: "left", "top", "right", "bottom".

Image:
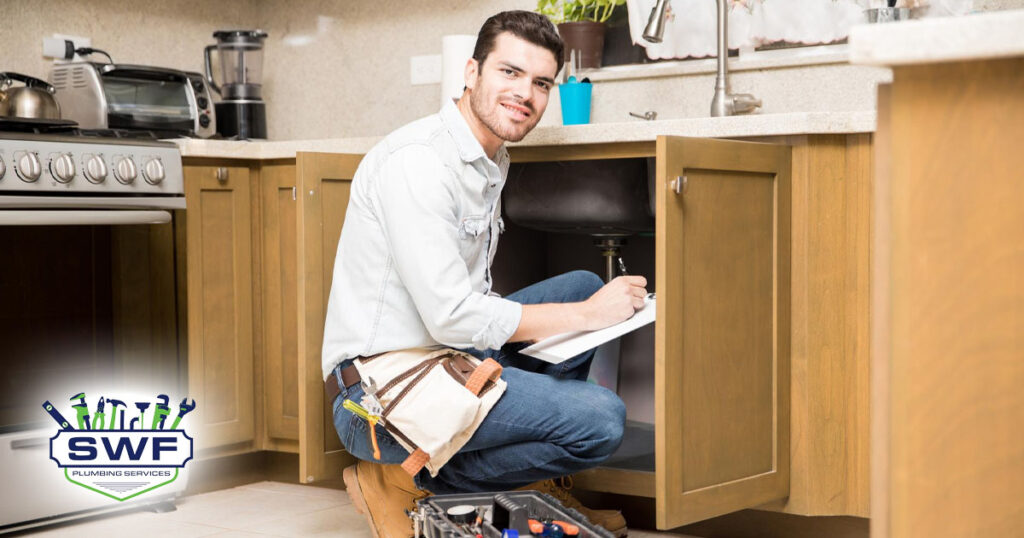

{"left": 21, "top": 481, "right": 699, "bottom": 538}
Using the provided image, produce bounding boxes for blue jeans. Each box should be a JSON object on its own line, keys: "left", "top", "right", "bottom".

{"left": 330, "top": 270, "right": 626, "bottom": 494}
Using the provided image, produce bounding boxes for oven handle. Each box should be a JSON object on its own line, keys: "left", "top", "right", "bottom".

{"left": 0, "top": 210, "right": 172, "bottom": 226}
{"left": 11, "top": 437, "right": 49, "bottom": 450}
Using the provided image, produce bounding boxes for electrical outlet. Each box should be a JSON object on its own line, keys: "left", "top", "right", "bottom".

{"left": 410, "top": 54, "right": 442, "bottom": 85}
{"left": 43, "top": 34, "right": 92, "bottom": 63}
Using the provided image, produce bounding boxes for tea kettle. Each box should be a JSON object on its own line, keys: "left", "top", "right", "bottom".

{"left": 0, "top": 72, "right": 61, "bottom": 120}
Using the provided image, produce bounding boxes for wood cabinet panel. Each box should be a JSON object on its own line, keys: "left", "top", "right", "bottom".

{"left": 873, "top": 58, "right": 1024, "bottom": 538}
{"left": 261, "top": 163, "right": 300, "bottom": 442}
{"left": 185, "top": 164, "right": 255, "bottom": 450}
{"left": 655, "top": 136, "right": 791, "bottom": 528}
{"left": 296, "top": 152, "right": 361, "bottom": 483}
{"left": 759, "top": 134, "right": 873, "bottom": 518}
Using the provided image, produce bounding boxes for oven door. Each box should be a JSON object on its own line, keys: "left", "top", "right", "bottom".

{"left": 0, "top": 208, "right": 187, "bottom": 531}
{"left": 0, "top": 210, "right": 184, "bottom": 431}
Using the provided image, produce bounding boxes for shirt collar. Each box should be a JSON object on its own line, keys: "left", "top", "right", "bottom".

{"left": 441, "top": 98, "right": 503, "bottom": 165}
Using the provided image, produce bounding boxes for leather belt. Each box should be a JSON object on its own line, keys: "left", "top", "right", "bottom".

{"left": 325, "top": 363, "right": 361, "bottom": 404}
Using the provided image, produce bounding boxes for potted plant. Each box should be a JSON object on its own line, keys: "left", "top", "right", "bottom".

{"left": 537, "top": 0, "right": 626, "bottom": 68}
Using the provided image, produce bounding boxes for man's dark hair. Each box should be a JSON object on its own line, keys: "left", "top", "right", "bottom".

{"left": 472, "top": 10, "right": 564, "bottom": 73}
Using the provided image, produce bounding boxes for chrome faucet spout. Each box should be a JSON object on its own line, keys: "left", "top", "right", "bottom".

{"left": 643, "top": 0, "right": 670, "bottom": 43}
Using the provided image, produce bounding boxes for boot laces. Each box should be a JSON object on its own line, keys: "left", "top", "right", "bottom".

{"left": 538, "top": 477, "right": 581, "bottom": 509}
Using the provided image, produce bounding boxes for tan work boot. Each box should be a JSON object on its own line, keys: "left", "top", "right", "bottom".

{"left": 343, "top": 461, "right": 431, "bottom": 538}
{"left": 517, "top": 477, "right": 628, "bottom": 537}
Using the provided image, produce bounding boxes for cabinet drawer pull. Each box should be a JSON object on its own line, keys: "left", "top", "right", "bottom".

{"left": 215, "top": 167, "right": 229, "bottom": 182}
{"left": 670, "top": 175, "right": 687, "bottom": 194}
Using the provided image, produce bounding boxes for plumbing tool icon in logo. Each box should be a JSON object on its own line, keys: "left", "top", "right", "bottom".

{"left": 42, "top": 393, "right": 196, "bottom": 501}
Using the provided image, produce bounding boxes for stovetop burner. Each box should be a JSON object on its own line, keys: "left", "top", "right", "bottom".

{"left": 73, "top": 128, "right": 167, "bottom": 140}
{"left": 0, "top": 116, "right": 79, "bottom": 135}
{"left": 0, "top": 117, "right": 203, "bottom": 141}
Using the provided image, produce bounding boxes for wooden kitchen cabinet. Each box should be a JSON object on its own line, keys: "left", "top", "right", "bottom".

{"left": 260, "top": 161, "right": 301, "bottom": 448}
{"left": 183, "top": 163, "right": 256, "bottom": 450}
{"left": 872, "top": 58, "right": 1024, "bottom": 538}
{"left": 509, "top": 134, "right": 871, "bottom": 527}
{"left": 177, "top": 131, "right": 868, "bottom": 527}
{"left": 517, "top": 137, "right": 793, "bottom": 528}
{"left": 295, "top": 152, "right": 362, "bottom": 483}
{"left": 181, "top": 154, "right": 361, "bottom": 463}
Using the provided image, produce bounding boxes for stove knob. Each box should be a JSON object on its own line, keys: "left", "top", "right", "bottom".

{"left": 0, "top": 155, "right": 6, "bottom": 180}
{"left": 83, "top": 154, "right": 108, "bottom": 184}
{"left": 15, "top": 151, "right": 42, "bottom": 182}
{"left": 113, "top": 156, "right": 138, "bottom": 184}
{"left": 142, "top": 158, "right": 165, "bottom": 185}
{"left": 50, "top": 153, "right": 76, "bottom": 183}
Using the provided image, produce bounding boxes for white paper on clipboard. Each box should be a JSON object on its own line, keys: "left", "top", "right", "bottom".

{"left": 520, "top": 295, "right": 656, "bottom": 364}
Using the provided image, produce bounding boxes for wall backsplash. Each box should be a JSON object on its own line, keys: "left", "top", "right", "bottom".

{"left": 3, "top": 0, "right": 533, "bottom": 140}
{"left": 255, "top": 0, "right": 535, "bottom": 140}
{"left": 3, "top": 0, "right": 1022, "bottom": 140}
{"left": 2, "top": 1, "right": 262, "bottom": 97}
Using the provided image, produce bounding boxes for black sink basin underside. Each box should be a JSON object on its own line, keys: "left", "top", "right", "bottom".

{"left": 504, "top": 158, "right": 655, "bottom": 236}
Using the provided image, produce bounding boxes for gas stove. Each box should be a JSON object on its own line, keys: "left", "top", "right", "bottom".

{"left": 0, "top": 119, "right": 185, "bottom": 218}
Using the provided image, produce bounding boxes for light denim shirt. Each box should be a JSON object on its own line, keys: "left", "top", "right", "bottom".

{"left": 321, "top": 100, "right": 523, "bottom": 379}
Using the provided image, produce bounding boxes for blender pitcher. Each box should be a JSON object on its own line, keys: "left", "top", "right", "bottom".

{"left": 204, "top": 30, "right": 268, "bottom": 139}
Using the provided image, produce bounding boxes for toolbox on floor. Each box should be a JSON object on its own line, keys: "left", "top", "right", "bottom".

{"left": 411, "top": 490, "right": 615, "bottom": 538}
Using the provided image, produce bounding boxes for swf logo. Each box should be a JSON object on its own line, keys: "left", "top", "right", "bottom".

{"left": 43, "top": 393, "right": 195, "bottom": 501}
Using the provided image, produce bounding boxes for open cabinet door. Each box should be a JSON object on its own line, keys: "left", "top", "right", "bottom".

{"left": 655, "top": 136, "right": 791, "bottom": 528}
{"left": 296, "top": 151, "right": 363, "bottom": 483}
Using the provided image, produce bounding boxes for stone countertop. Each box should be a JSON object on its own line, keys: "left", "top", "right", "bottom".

{"left": 849, "top": 9, "right": 1024, "bottom": 67}
{"left": 174, "top": 111, "right": 876, "bottom": 160}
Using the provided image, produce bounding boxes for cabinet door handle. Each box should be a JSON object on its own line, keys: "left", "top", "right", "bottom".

{"left": 670, "top": 175, "right": 687, "bottom": 194}
{"left": 215, "top": 167, "right": 229, "bottom": 182}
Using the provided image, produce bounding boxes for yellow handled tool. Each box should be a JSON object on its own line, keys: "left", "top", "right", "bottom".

{"left": 343, "top": 399, "right": 383, "bottom": 460}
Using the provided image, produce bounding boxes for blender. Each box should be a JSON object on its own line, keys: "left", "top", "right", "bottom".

{"left": 204, "top": 29, "right": 268, "bottom": 139}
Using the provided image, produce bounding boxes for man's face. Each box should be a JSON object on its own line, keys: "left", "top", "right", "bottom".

{"left": 465, "top": 32, "right": 558, "bottom": 143}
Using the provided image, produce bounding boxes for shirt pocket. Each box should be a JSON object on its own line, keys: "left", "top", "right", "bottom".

{"left": 458, "top": 215, "right": 489, "bottom": 259}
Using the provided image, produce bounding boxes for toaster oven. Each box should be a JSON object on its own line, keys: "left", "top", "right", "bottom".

{"left": 50, "top": 62, "right": 216, "bottom": 138}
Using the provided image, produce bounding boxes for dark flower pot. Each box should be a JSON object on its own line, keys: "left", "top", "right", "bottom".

{"left": 557, "top": 21, "right": 607, "bottom": 69}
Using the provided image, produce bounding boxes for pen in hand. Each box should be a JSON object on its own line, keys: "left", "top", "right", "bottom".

{"left": 617, "top": 256, "right": 655, "bottom": 302}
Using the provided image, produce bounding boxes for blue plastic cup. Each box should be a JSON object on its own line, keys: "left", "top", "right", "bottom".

{"left": 559, "top": 81, "right": 592, "bottom": 125}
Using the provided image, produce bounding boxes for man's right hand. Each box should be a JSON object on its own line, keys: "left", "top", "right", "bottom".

{"left": 508, "top": 275, "right": 649, "bottom": 344}
{"left": 579, "top": 276, "right": 649, "bottom": 331}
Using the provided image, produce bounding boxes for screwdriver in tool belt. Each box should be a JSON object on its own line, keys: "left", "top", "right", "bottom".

{"left": 342, "top": 399, "right": 383, "bottom": 460}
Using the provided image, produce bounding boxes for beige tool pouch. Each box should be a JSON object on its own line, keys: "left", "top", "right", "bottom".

{"left": 353, "top": 347, "right": 505, "bottom": 477}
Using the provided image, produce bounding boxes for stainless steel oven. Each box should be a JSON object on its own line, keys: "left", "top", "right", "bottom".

{"left": 0, "top": 130, "right": 188, "bottom": 532}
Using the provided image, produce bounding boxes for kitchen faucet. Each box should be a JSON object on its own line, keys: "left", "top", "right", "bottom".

{"left": 643, "top": 0, "right": 762, "bottom": 116}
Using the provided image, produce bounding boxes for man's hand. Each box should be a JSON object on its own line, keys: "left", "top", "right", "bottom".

{"left": 509, "top": 275, "right": 649, "bottom": 343}
{"left": 579, "top": 276, "right": 648, "bottom": 331}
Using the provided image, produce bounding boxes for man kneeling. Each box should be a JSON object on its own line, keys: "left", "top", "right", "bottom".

{"left": 322, "top": 10, "right": 648, "bottom": 538}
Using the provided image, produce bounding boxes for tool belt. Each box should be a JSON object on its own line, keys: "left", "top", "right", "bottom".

{"left": 328, "top": 347, "right": 505, "bottom": 478}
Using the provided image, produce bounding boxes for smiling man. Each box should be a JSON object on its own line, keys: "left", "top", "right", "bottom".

{"left": 323, "top": 11, "right": 646, "bottom": 538}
